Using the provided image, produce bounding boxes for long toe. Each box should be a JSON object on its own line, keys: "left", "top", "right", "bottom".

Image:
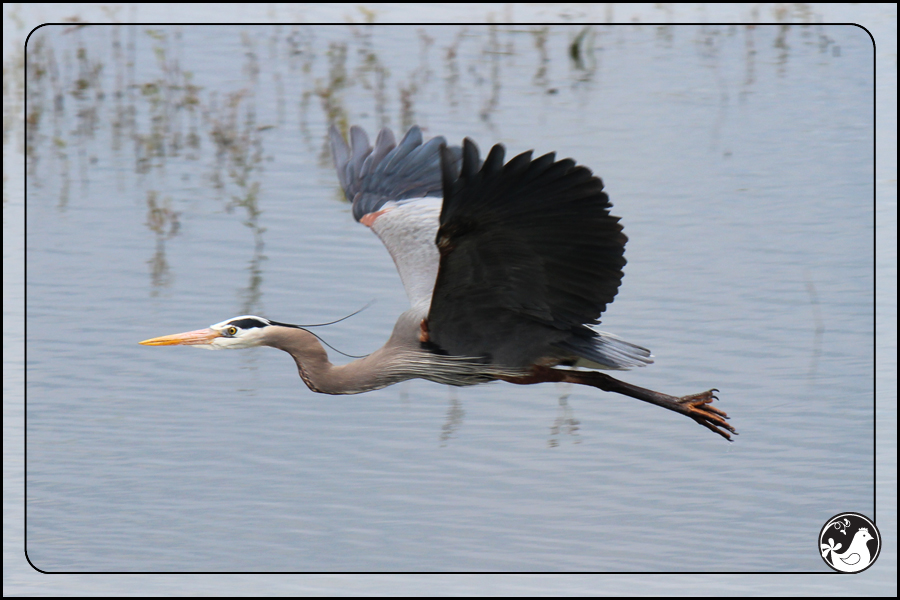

{"left": 678, "top": 390, "right": 736, "bottom": 441}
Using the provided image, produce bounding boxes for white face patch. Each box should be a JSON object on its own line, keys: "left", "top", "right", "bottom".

{"left": 206, "top": 315, "right": 272, "bottom": 349}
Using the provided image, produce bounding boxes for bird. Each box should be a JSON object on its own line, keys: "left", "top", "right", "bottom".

{"left": 822, "top": 528, "right": 875, "bottom": 572}
{"left": 140, "top": 125, "right": 735, "bottom": 440}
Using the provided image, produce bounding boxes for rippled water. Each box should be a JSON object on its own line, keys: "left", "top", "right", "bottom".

{"left": 8, "top": 7, "right": 893, "bottom": 593}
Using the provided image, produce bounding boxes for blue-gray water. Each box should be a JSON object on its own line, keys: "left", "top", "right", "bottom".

{"left": 6, "top": 4, "right": 896, "bottom": 596}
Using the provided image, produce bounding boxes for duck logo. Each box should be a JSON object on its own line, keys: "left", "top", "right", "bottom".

{"left": 819, "top": 513, "right": 881, "bottom": 573}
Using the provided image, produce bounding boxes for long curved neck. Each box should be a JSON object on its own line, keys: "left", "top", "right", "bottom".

{"left": 263, "top": 326, "right": 404, "bottom": 395}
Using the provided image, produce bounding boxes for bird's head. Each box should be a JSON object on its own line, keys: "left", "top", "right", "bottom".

{"left": 140, "top": 315, "right": 278, "bottom": 350}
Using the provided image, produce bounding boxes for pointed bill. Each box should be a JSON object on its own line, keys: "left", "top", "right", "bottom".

{"left": 139, "top": 328, "right": 221, "bottom": 346}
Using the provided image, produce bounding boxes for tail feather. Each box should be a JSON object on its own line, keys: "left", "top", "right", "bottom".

{"left": 556, "top": 332, "right": 653, "bottom": 370}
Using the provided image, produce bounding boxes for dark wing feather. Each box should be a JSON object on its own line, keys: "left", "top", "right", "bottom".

{"left": 329, "top": 125, "right": 462, "bottom": 222}
{"left": 428, "top": 139, "right": 627, "bottom": 368}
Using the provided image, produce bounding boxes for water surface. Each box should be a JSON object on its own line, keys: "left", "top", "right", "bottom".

{"left": 12, "top": 14, "right": 887, "bottom": 585}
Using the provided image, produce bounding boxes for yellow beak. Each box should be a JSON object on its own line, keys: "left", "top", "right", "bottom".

{"left": 139, "top": 328, "right": 222, "bottom": 346}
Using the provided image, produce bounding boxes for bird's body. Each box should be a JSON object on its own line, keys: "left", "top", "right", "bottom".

{"left": 263, "top": 313, "right": 518, "bottom": 394}
{"left": 141, "top": 125, "right": 735, "bottom": 440}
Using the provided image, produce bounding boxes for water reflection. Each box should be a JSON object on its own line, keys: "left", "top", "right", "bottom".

{"left": 440, "top": 389, "right": 465, "bottom": 446}
{"left": 18, "top": 20, "right": 867, "bottom": 417}
{"left": 207, "top": 88, "right": 267, "bottom": 314}
{"left": 530, "top": 26, "right": 550, "bottom": 88}
{"left": 568, "top": 26, "right": 596, "bottom": 78}
{"left": 16, "top": 21, "right": 864, "bottom": 179}
{"left": 144, "top": 190, "right": 180, "bottom": 295}
{"left": 21, "top": 23, "right": 845, "bottom": 213}
{"left": 548, "top": 389, "right": 581, "bottom": 448}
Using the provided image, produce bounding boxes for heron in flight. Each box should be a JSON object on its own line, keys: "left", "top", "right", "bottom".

{"left": 141, "top": 125, "right": 734, "bottom": 440}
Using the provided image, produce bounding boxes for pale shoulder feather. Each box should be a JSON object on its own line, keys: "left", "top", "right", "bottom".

{"left": 369, "top": 197, "right": 443, "bottom": 309}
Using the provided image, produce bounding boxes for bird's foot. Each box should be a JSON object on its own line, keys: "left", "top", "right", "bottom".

{"left": 677, "top": 389, "right": 736, "bottom": 441}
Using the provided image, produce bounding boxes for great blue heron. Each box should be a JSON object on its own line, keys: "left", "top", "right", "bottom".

{"left": 141, "top": 125, "right": 734, "bottom": 440}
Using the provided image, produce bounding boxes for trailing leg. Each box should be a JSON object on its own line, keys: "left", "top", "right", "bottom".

{"left": 502, "top": 367, "right": 735, "bottom": 441}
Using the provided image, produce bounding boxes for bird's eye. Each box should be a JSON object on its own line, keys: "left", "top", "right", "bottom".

{"left": 226, "top": 326, "right": 238, "bottom": 336}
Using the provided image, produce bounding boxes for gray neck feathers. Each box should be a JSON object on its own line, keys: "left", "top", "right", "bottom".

{"left": 264, "top": 324, "right": 524, "bottom": 395}
{"left": 264, "top": 326, "right": 408, "bottom": 394}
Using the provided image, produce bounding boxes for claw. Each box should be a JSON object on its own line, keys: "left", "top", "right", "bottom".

{"left": 677, "top": 389, "right": 736, "bottom": 441}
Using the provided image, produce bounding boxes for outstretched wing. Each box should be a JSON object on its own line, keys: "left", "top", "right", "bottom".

{"left": 329, "top": 125, "right": 463, "bottom": 308}
{"left": 427, "top": 139, "right": 631, "bottom": 369}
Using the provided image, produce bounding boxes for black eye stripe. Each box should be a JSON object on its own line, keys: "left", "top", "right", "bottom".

{"left": 227, "top": 317, "right": 270, "bottom": 329}
{"left": 267, "top": 320, "right": 303, "bottom": 329}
